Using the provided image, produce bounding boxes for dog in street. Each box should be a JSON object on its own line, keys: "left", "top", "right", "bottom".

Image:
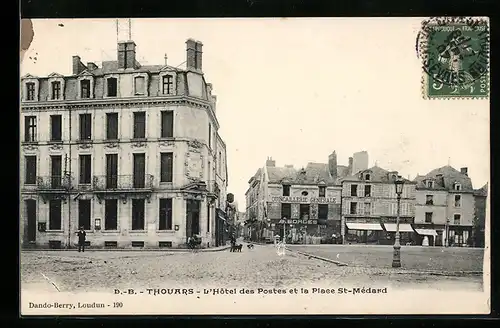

{"left": 230, "top": 244, "right": 243, "bottom": 252}
{"left": 247, "top": 244, "right": 254, "bottom": 250}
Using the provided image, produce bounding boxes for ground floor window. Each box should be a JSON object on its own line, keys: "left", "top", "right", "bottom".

{"left": 346, "top": 229, "right": 383, "bottom": 244}
{"left": 449, "top": 229, "right": 470, "bottom": 246}
{"left": 318, "top": 204, "right": 328, "bottom": 220}
{"left": 25, "top": 199, "right": 37, "bottom": 242}
{"left": 105, "top": 199, "right": 118, "bottom": 230}
{"left": 159, "top": 198, "right": 173, "bottom": 230}
{"left": 78, "top": 199, "right": 91, "bottom": 230}
{"left": 281, "top": 203, "right": 291, "bottom": 219}
{"left": 299, "top": 204, "right": 310, "bottom": 219}
{"left": 131, "top": 199, "right": 145, "bottom": 230}
{"left": 49, "top": 199, "right": 62, "bottom": 230}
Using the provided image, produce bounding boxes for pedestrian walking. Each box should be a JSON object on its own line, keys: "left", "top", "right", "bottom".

{"left": 77, "top": 226, "right": 86, "bottom": 252}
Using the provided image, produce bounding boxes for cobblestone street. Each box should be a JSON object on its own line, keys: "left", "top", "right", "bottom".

{"left": 21, "top": 243, "right": 483, "bottom": 294}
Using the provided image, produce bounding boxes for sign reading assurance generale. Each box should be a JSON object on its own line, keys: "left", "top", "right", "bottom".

{"left": 271, "top": 196, "right": 337, "bottom": 204}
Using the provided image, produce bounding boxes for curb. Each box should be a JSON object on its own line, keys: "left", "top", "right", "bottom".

{"left": 21, "top": 246, "right": 232, "bottom": 253}
{"left": 286, "top": 247, "right": 348, "bottom": 267}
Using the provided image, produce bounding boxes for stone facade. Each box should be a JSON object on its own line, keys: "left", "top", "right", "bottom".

{"left": 20, "top": 38, "right": 228, "bottom": 249}
{"left": 340, "top": 166, "right": 417, "bottom": 244}
{"left": 414, "top": 166, "right": 479, "bottom": 247}
{"left": 245, "top": 155, "right": 346, "bottom": 243}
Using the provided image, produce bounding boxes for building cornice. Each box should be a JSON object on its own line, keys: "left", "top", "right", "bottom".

{"left": 20, "top": 95, "right": 212, "bottom": 110}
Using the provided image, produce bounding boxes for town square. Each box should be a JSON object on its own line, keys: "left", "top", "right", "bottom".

{"left": 20, "top": 18, "right": 489, "bottom": 315}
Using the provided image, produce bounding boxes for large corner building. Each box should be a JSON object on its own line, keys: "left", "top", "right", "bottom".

{"left": 20, "top": 38, "right": 229, "bottom": 249}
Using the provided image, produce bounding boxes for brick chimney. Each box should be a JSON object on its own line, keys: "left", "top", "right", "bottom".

{"left": 266, "top": 157, "right": 276, "bottom": 167}
{"left": 186, "top": 38, "right": 203, "bottom": 72}
{"left": 195, "top": 41, "right": 203, "bottom": 71}
{"left": 328, "top": 151, "right": 338, "bottom": 180}
{"left": 72, "top": 56, "right": 87, "bottom": 75}
{"left": 460, "top": 167, "right": 468, "bottom": 176}
{"left": 348, "top": 157, "right": 353, "bottom": 175}
{"left": 117, "top": 41, "right": 137, "bottom": 70}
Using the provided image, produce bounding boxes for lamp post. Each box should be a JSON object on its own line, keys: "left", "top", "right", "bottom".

{"left": 392, "top": 176, "right": 405, "bottom": 268}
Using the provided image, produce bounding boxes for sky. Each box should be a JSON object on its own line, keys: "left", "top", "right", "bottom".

{"left": 20, "top": 18, "right": 490, "bottom": 209}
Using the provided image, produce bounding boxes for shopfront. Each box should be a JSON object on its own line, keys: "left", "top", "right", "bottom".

{"left": 412, "top": 223, "right": 442, "bottom": 246}
{"left": 267, "top": 195, "right": 341, "bottom": 244}
{"left": 343, "top": 217, "right": 416, "bottom": 245}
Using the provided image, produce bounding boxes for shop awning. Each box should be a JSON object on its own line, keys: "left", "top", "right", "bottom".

{"left": 346, "top": 222, "right": 383, "bottom": 231}
{"left": 383, "top": 223, "right": 415, "bottom": 233}
{"left": 414, "top": 228, "right": 438, "bottom": 236}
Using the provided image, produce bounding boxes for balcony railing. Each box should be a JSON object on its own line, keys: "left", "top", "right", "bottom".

{"left": 93, "top": 175, "right": 154, "bottom": 191}
{"left": 37, "top": 175, "right": 74, "bottom": 191}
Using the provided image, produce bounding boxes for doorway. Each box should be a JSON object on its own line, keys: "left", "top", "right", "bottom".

{"left": 186, "top": 199, "right": 200, "bottom": 242}
{"left": 25, "top": 199, "right": 37, "bottom": 243}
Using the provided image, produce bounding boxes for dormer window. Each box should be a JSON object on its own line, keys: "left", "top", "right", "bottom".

{"left": 454, "top": 183, "right": 462, "bottom": 191}
{"left": 51, "top": 81, "right": 61, "bottom": 100}
{"left": 134, "top": 76, "right": 145, "bottom": 95}
{"left": 26, "top": 82, "right": 36, "bottom": 100}
{"left": 365, "top": 173, "right": 371, "bottom": 181}
{"left": 107, "top": 77, "right": 118, "bottom": 97}
{"left": 159, "top": 70, "right": 177, "bottom": 96}
{"left": 133, "top": 73, "right": 149, "bottom": 96}
{"left": 80, "top": 79, "right": 91, "bottom": 98}
{"left": 77, "top": 73, "right": 94, "bottom": 99}
{"left": 48, "top": 73, "right": 65, "bottom": 101}
{"left": 162, "top": 75, "right": 174, "bottom": 95}
{"left": 22, "top": 75, "right": 40, "bottom": 102}
{"left": 427, "top": 180, "right": 434, "bottom": 188}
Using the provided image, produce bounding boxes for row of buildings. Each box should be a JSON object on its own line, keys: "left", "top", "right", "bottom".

{"left": 20, "top": 37, "right": 233, "bottom": 249}
{"left": 245, "top": 151, "right": 488, "bottom": 247}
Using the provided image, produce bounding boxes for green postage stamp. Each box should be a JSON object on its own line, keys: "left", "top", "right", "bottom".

{"left": 417, "top": 17, "right": 490, "bottom": 99}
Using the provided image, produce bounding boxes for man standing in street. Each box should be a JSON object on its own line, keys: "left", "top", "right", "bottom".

{"left": 77, "top": 226, "right": 86, "bottom": 252}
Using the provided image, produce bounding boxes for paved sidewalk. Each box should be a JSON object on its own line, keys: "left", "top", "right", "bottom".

{"left": 22, "top": 245, "right": 231, "bottom": 253}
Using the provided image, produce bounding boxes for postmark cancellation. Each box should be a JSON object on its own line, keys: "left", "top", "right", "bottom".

{"left": 417, "top": 17, "right": 490, "bottom": 100}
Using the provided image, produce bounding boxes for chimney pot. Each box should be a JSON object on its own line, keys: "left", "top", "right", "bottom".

{"left": 266, "top": 158, "right": 276, "bottom": 167}
{"left": 460, "top": 167, "right": 468, "bottom": 176}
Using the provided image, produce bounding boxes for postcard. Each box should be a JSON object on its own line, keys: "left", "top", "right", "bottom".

{"left": 20, "top": 17, "right": 490, "bottom": 315}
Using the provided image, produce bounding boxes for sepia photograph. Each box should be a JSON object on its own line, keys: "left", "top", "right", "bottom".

{"left": 19, "top": 17, "right": 490, "bottom": 315}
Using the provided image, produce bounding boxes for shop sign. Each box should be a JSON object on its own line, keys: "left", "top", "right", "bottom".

{"left": 272, "top": 218, "right": 318, "bottom": 225}
{"left": 271, "top": 196, "right": 337, "bottom": 203}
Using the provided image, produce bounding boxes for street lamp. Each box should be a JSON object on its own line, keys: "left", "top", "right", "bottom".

{"left": 392, "top": 176, "right": 405, "bottom": 268}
